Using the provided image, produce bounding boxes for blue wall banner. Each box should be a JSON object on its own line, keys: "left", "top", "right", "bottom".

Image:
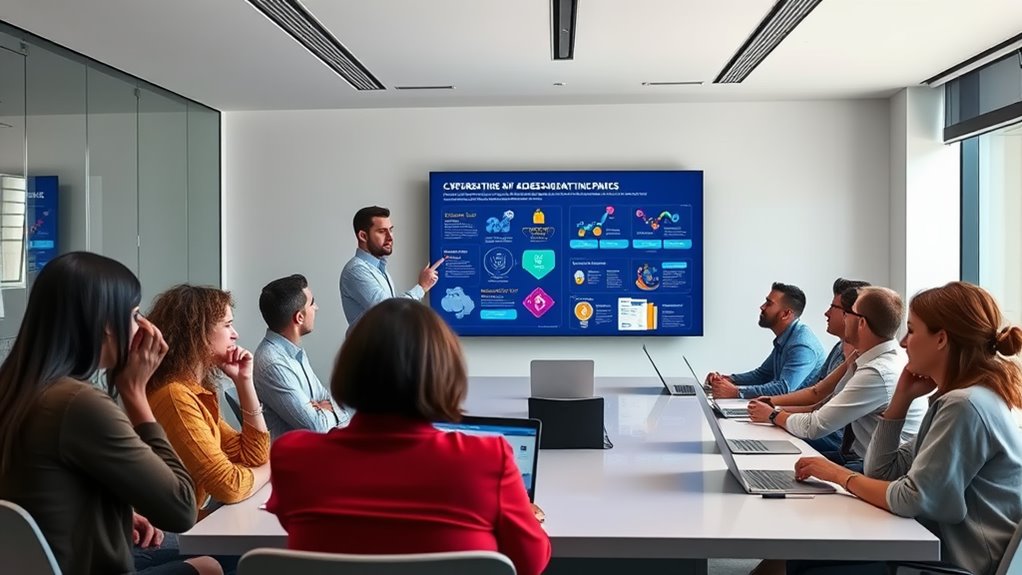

{"left": 27, "top": 175, "right": 59, "bottom": 275}
{"left": 429, "top": 170, "right": 703, "bottom": 336}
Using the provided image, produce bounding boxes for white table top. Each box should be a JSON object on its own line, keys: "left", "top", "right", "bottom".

{"left": 180, "top": 376, "right": 939, "bottom": 561}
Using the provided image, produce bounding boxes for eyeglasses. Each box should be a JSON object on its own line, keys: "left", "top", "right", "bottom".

{"left": 828, "top": 304, "right": 843, "bottom": 312}
{"left": 844, "top": 308, "right": 878, "bottom": 333}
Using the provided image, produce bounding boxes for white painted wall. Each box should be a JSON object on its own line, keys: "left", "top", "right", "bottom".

{"left": 889, "top": 87, "right": 961, "bottom": 304}
{"left": 224, "top": 101, "right": 892, "bottom": 381}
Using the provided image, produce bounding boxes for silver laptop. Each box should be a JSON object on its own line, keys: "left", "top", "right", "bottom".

{"left": 686, "top": 365, "right": 799, "bottom": 454}
{"left": 693, "top": 384, "right": 833, "bottom": 494}
{"left": 530, "top": 359, "right": 595, "bottom": 399}
{"left": 642, "top": 345, "right": 696, "bottom": 396}
{"left": 682, "top": 356, "right": 749, "bottom": 419}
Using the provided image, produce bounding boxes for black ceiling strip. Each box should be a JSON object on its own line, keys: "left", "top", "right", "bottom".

{"left": 943, "top": 101, "right": 1022, "bottom": 143}
{"left": 923, "top": 32, "right": 1022, "bottom": 86}
{"left": 552, "top": 0, "right": 578, "bottom": 60}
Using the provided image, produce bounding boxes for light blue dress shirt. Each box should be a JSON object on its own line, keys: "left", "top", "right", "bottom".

{"left": 339, "top": 248, "right": 424, "bottom": 327}
{"left": 253, "top": 329, "right": 348, "bottom": 440}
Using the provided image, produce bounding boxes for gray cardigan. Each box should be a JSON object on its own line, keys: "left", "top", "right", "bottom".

{"left": 865, "top": 385, "right": 1022, "bottom": 575}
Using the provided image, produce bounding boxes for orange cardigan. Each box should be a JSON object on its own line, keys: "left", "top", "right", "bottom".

{"left": 148, "top": 380, "right": 269, "bottom": 513}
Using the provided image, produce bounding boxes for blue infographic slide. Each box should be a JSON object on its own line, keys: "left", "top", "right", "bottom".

{"left": 429, "top": 171, "right": 703, "bottom": 336}
{"left": 27, "top": 176, "right": 59, "bottom": 274}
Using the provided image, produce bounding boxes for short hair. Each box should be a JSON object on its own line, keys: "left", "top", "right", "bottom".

{"left": 352, "top": 206, "right": 390, "bottom": 236}
{"left": 259, "top": 274, "right": 309, "bottom": 333}
{"left": 331, "top": 299, "right": 465, "bottom": 422}
{"left": 840, "top": 286, "right": 862, "bottom": 312}
{"left": 147, "top": 285, "right": 234, "bottom": 392}
{"left": 833, "top": 278, "right": 871, "bottom": 297}
{"left": 853, "top": 286, "right": 904, "bottom": 339}
{"left": 771, "top": 282, "right": 807, "bottom": 317}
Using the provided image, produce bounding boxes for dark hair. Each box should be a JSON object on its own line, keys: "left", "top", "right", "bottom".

{"left": 771, "top": 282, "right": 807, "bottom": 317}
{"left": 910, "top": 282, "right": 1022, "bottom": 408}
{"left": 0, "top": 252, "right": 141, "bottom": 473}
{"left": 840, "top": 286, "right": 865, "bottom": 312}
{"left": 259, "top": 274, "right": 309, "bottom": 333}
{"left": 352, "top": 206, "right": 390, "bottom": 236}
{"left": 833, "top": 278, "right": 870, "bottom": 297}
{"left": 331, "top": 299, "right": 465, "bottom": 422}
{"left": 853, "top": 287, "right": 904, "bottom": 339}
{"left": 147, "top": 285, "right": 234, "bottom": 392}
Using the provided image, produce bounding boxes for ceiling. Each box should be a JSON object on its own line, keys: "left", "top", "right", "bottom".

{"left": 2, "top": 0, "right": 1022, "bottom": 111}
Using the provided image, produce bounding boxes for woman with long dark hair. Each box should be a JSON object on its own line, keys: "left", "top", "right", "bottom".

{"left": 0, "top": 252, "right": 220, "bottom": 575}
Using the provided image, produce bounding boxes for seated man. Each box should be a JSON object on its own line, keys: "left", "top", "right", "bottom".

{"left": 751, "top": 278, "right": 871, "bottom": 453}
{"left": 254, "top": 274, "right": 348, "bottom": 440}
{"left": 708, "top": 282, "right": 825, "bottom": 399}
{"left": 748, "top": 287, "right": 928, "bottom": 471}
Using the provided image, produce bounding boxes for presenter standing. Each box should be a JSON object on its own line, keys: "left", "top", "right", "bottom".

{"left": 340, "top": 205, "right": 444, "bottom": 329}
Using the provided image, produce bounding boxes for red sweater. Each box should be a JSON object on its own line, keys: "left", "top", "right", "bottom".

{"left": 266, "top": 413, "right": 551, "bottom": 575}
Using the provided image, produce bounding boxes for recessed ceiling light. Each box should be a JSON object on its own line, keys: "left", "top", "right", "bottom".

{"left": 553, "top": 82, "right": 566, "bottom": 86}
{"left": 641, "top": 81, "right": 704, "bottom": 86}
{"left": 393, "top": 85, "right": 456, "bottom": 91}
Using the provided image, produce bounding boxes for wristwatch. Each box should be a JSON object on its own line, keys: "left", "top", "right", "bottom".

{"left": 768, "top": 406, "right": 781, "bottom": 424}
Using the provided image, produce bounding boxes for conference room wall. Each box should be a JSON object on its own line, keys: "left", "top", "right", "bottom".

{"left": 224, "top": 100, "right": 891, "bottom": 379}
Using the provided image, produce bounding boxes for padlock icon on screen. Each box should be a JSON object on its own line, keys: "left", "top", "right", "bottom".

{"left": 533, "top": 209, "right": 545, "bottom": 225}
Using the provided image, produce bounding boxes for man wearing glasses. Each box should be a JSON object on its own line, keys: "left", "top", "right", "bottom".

{"left": 747, "top": 286, "right": 928, "bottom": 471}
{"left": 742, "top": 279, "right": 870, "bottom": 453}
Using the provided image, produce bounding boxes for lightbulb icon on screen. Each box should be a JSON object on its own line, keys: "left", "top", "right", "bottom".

{"left": 574, "top": 270, "right": 584, "bottom": 285}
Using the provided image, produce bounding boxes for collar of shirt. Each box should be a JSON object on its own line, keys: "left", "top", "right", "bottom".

{"left": 354, "top": 248, "right": 388, "bottom": 272}
{"left": 342, "top": 412, "right": 438, "bottom": 436}
{"left": 773, "top": 319, "right": 801, "bottom": 349}
{"left": 262, "top": 329, "right": 304, "bottom": 362}
{"left": 853, "top": 338, "right": 901, "bottom": 368}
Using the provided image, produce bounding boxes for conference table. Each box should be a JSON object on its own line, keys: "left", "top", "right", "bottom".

{"left": 180, "top": 376, "right": 940, "bottom": 574}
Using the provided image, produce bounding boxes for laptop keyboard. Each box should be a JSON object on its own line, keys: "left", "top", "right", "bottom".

{"left": 744, "top": 469, "right": 797, "bottom": 491}
{"left": 730, "top": 439, "right": 767, "bottom": 452}
{"left": 672, "top": 384, "right": 696, "bottom": 394}
{"left": 723, "top": 408, "right": 749, "bottom": 418}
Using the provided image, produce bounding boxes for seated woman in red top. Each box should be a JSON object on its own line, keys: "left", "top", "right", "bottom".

{"left": 266, "top": 299, "right": 551, "bottom": 575}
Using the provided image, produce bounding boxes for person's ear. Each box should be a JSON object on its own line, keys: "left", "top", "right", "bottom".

{"left": 294, "top": 310, "right": 305, "bottom": 326}
{"left": 936, "top": 329, "right": 949, "bottom": 351}
{"left": 357, "top": 230, "right": 367, "bottom": 243}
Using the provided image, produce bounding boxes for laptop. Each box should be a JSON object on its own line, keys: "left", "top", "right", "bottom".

{"left": 433, "top": 416, "right": 542, "bottom": 501}
{"left": 642, "top": 345, "right": 696, "bottom": 396}
{"left": 530, "top": 359, "right": 595, "bottom": 399}
{"left": 693, "top": 385, "right": 832, "bottom": 494}
{"left": 683, "top": 355, "right": 749, "bottom": 419}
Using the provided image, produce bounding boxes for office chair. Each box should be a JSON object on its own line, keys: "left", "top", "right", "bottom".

{"left": 0, "top": 500, "right": 61, "bottom": 575}
{"left": 237, "top": 548, "right": 516, "bottom": 575}
{"left": 892, "top": 519, "right": 1022, "bottom": 574}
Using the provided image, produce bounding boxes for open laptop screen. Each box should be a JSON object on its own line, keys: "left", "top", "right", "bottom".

{"left": 433, "top": 416, "right": 541, "bottom": 501}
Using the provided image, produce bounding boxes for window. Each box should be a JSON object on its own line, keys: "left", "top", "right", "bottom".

{"left": 0, "top": 174, "right": 25, "bottom": 287}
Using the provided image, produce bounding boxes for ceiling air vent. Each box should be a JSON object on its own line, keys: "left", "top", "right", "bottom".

{"left": 246, "top": 0, "right": 384, "bottom": 90}
{"left": 714, "top": 0, "right": 822, "bottom": 84}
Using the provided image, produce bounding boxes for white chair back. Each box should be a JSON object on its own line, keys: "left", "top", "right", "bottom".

{"left": 238, "top": 549, "right": 516, "bottom": 575}
{"left": 0, "top": 500, "right": 61, "bottom": 575}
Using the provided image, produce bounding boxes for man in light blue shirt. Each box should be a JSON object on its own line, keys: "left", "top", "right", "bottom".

{"left": 339, "top": 205, "right": 444, "bottom": 328}
{"left": 254, "top": 274, "right": 348, "bottom": 440}
{"left": 708, "top": 282, "right": 826, "bottom": 399}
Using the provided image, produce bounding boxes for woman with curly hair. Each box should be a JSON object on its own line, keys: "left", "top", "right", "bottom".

{"left": 146, "top": 285, "right": 270, "bottom": 516}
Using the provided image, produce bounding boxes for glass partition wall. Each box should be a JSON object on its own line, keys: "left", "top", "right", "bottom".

{"left": 0, "top": 22, "right": 221, "bottom": 347}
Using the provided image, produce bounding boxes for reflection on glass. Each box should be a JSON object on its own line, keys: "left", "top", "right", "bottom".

{"left": 977, "top": 125, "right": 1022, "bottom": 324}
{"left": 0, "top": 175, "right": 25, "bottom": 285}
